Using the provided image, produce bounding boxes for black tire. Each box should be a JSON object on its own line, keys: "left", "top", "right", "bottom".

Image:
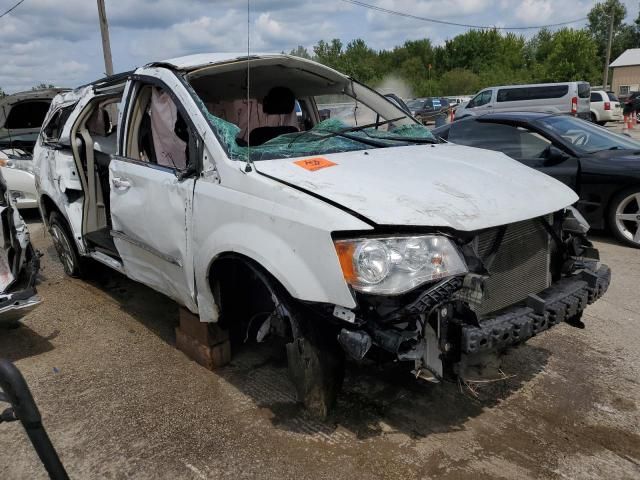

{"left": 590, "top": 112, "right": 597, "bottom": 123}
{"left": 49, "top": 212, "right": 85, "bottom": 277}
{"left": 607, "top": 187, "right": 640, "bottom": 248}
{"left": 597, "top": 121, "right": 607, "bottom": 126}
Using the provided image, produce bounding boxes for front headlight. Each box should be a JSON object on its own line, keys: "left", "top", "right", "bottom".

{"left": 4, "top": 159, "right": 34, "bottom": 175}
{"left": 334, "top": 235, "right": 468, "bottom": 295}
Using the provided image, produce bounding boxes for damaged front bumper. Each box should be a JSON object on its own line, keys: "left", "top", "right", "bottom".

{"left": 331, "top": 213, "right": 611, "bottom": 382}
{"left": 461, "top": 264, "right": 610, "bottom": 355}
{"left": 336, "top": 262, "right": 610, "bottom": 382}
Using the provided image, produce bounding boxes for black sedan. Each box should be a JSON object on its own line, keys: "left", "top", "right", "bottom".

{"left": 433, "top": 112, "right": 640, "bottom": 248}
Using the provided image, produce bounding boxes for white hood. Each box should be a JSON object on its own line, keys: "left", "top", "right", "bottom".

{"left": 256, "top": 143, "right": 578, "bottom": 231}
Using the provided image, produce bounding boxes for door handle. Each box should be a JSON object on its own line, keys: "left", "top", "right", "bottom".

{"left": 112, "top": 177, "right": 131, "bottom": 191}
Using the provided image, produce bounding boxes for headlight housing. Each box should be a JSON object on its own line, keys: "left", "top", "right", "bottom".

{"left": 4, "top": 159, "right": 34, "bottom": 175}
{"left": 334, "top": 235, "right": 468, "bottom": 295}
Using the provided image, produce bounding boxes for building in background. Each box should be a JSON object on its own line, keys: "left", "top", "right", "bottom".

{"left": 610, "top": 49, "right": 640, "bottom": 96}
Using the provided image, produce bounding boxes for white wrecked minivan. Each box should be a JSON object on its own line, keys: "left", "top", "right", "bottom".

{"left": 33, "top": 54, "right": 610, "bottom": 416}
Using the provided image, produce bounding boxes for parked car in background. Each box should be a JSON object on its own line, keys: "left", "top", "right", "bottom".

{"left": 455, "top": 82, "right": 591, "bottom": 120}
{"left": 590, "top": 90, "right": 622, "bottom": 125}
{"left": 34, "top": 54, "right": 609, "bottom": 417}
{"left": 444, "top": 96, "right": 472, "bottom": 107}
{"left": 0, "top": 169, "right": 40, "bottom": 328}
{"left": 0, "top": 89, "right": 66, "bottom": 153}
{"left": 0, "top": 89, "right": 67, "bottom": 209}
{"left": 406, "top": 97, "right": 450, "bottom": 124}
{"left": 434, "top": 112, "right": 640, "bottom": 248}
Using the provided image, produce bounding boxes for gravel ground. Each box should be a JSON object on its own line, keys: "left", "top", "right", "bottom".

{"left": 0, "top": 212, "right": 638, "bottom": 480}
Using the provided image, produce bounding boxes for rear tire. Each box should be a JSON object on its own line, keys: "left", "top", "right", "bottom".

{"left": 590, "top": 112, "right": 597, "bottom": 123}
{"left": 49, "top": 212, "right": 85, "bottom": 277}
{"left": 607, "top": 187, "right": 640, "bottom": 248}
{"left": 597, "top": 121, "right": 607, "bottom": 126}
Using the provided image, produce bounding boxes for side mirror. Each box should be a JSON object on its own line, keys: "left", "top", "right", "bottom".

{"left": 543, "top": 145, "right": 569, "bottom": 166}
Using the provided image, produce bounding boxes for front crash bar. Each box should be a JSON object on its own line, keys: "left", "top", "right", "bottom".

{"left": 461, "top": 265, "right": 611, "bottom": 355}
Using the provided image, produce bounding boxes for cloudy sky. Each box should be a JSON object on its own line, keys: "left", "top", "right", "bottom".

{"left": 1, "top": 0, "right": 638, "bottom": 93}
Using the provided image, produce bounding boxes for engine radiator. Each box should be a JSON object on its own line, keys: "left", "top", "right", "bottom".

{"left": 473, "top": 218, "right": 551, "bottom": 317}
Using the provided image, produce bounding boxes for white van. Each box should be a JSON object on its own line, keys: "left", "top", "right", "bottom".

{"left": 33, "top": 54, "right": 609, "bottom": 417}
{"left": 455, "top": 82, "right": 591, "bottom": 120}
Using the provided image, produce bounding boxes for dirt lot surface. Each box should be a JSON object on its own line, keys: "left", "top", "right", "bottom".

{"left": 0, "top": 213, "right": 639, "bottom": 479}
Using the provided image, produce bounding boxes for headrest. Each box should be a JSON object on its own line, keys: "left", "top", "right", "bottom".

{"left": 263, "top": 87, "right": 295, "bottom": 115}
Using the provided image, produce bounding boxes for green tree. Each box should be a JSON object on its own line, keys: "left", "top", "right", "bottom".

{"left": 438, "top": 68, "right": 480, "bottom": 95}
{"left": 541, "top": 29, "right": 600, "bottom": 82}
{"left": 341, "top": 39, "right": 379, "bottom": 82}
{"left": 588, "top": 0, "right": 627, "bottom": 51}
{"left": 313, "top": 39, "right": 344, "bottom": 71}
{"left": 31, "top": 83, "right": 56, "bottom": 91}
{"left": 289, "top": 45, "right": 311, "bottom": 59}
{"left": 307, "top": 26, "right": 607, "bottom": 98}
{"left": 588, "top": 0, "right": 631, "bottom": 76}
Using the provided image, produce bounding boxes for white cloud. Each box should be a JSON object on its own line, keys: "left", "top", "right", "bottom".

{"left": 0, "top": 0, "right": 635, "bottom": 92}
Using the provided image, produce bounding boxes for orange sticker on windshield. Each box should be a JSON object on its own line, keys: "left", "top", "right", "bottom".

{"left": 294, "top": 157, "right": 337, "bottom": 172}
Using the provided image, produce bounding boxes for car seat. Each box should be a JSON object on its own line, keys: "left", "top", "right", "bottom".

{"left": 248, "top": 87, "right": 299, "bottom": 146}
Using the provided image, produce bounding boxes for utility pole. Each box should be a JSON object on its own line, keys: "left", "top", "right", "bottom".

{"left": 96, "top": 0, "right": 114, "bottom": 77}
{"left": 603, "top": 13, "right": 614, "bottom": 90}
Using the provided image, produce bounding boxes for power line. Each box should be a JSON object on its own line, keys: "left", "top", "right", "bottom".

{"left": 0, "top": 0, "right": 25, "bottom": 20}
{"left": 341, "top": 0, "right": 587, "bottom": 30}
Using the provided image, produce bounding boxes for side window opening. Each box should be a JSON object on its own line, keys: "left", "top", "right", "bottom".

{"left": 450, "top": 121, "right": 551, "bottom": 160}
{"left": 72, "top": 92, "right": 124, "bottom": 243}
{"left": 449, "top": 121, "right": 517, "bottom": 157}
{"left": 517, "top": 127, "right": 551, "bottom": 159}
{"left": 129, "top": 85, "right": 191, "bottom": 170}
{"left": 314, "top": 93, "right": 390, "bottom": 130}
{"left": 590, "top": 92, "right": 602, "bottom": 102}
{"left": 496, "top": 85, "right": 569, "bottom": 103}
{"left": 469, "top": 91, "right": 491, "bottom": 108}
{"left": 42, "top": 105, "right": 75, "bottom": 143}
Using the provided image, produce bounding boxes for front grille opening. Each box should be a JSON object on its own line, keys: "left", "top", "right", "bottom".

{"left": 473, "top": 218, "right": 551, "bottom": 317}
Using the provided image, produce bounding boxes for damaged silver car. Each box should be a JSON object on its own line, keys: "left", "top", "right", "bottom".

{"left": 33, "top": 54, "right": 609, "bottom": 416}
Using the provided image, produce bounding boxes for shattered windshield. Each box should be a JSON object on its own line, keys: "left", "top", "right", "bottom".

{"left": 190, "top": 67, "right": 436, "bottom": 162}
{"left": 202, "top": 112, "right": 436, "bottom": 162}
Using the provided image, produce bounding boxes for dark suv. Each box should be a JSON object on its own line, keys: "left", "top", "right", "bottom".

{"left": 406, "top": 97, "right": 450, "bottom": 124}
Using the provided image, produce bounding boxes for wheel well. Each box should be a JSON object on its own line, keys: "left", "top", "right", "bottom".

{"left": 605, "top": 184, "right": 640, "bottom": 219}
{"left": 208, "top": 253, "right": 293, "bottom": 343}
{"left": 39, "top": 194, "right": 61, "bottom": 226}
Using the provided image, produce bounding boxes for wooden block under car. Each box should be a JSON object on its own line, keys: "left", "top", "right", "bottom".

{"left": 176, "top": 307, "right": 231, "bottom": 370}
{"left": 178, "top": 307, "right": 229, "bottom": 345}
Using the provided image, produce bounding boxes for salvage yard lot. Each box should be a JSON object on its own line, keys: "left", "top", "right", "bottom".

{"left": 1, "top": 214, "right": 639, "bottom": 480}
